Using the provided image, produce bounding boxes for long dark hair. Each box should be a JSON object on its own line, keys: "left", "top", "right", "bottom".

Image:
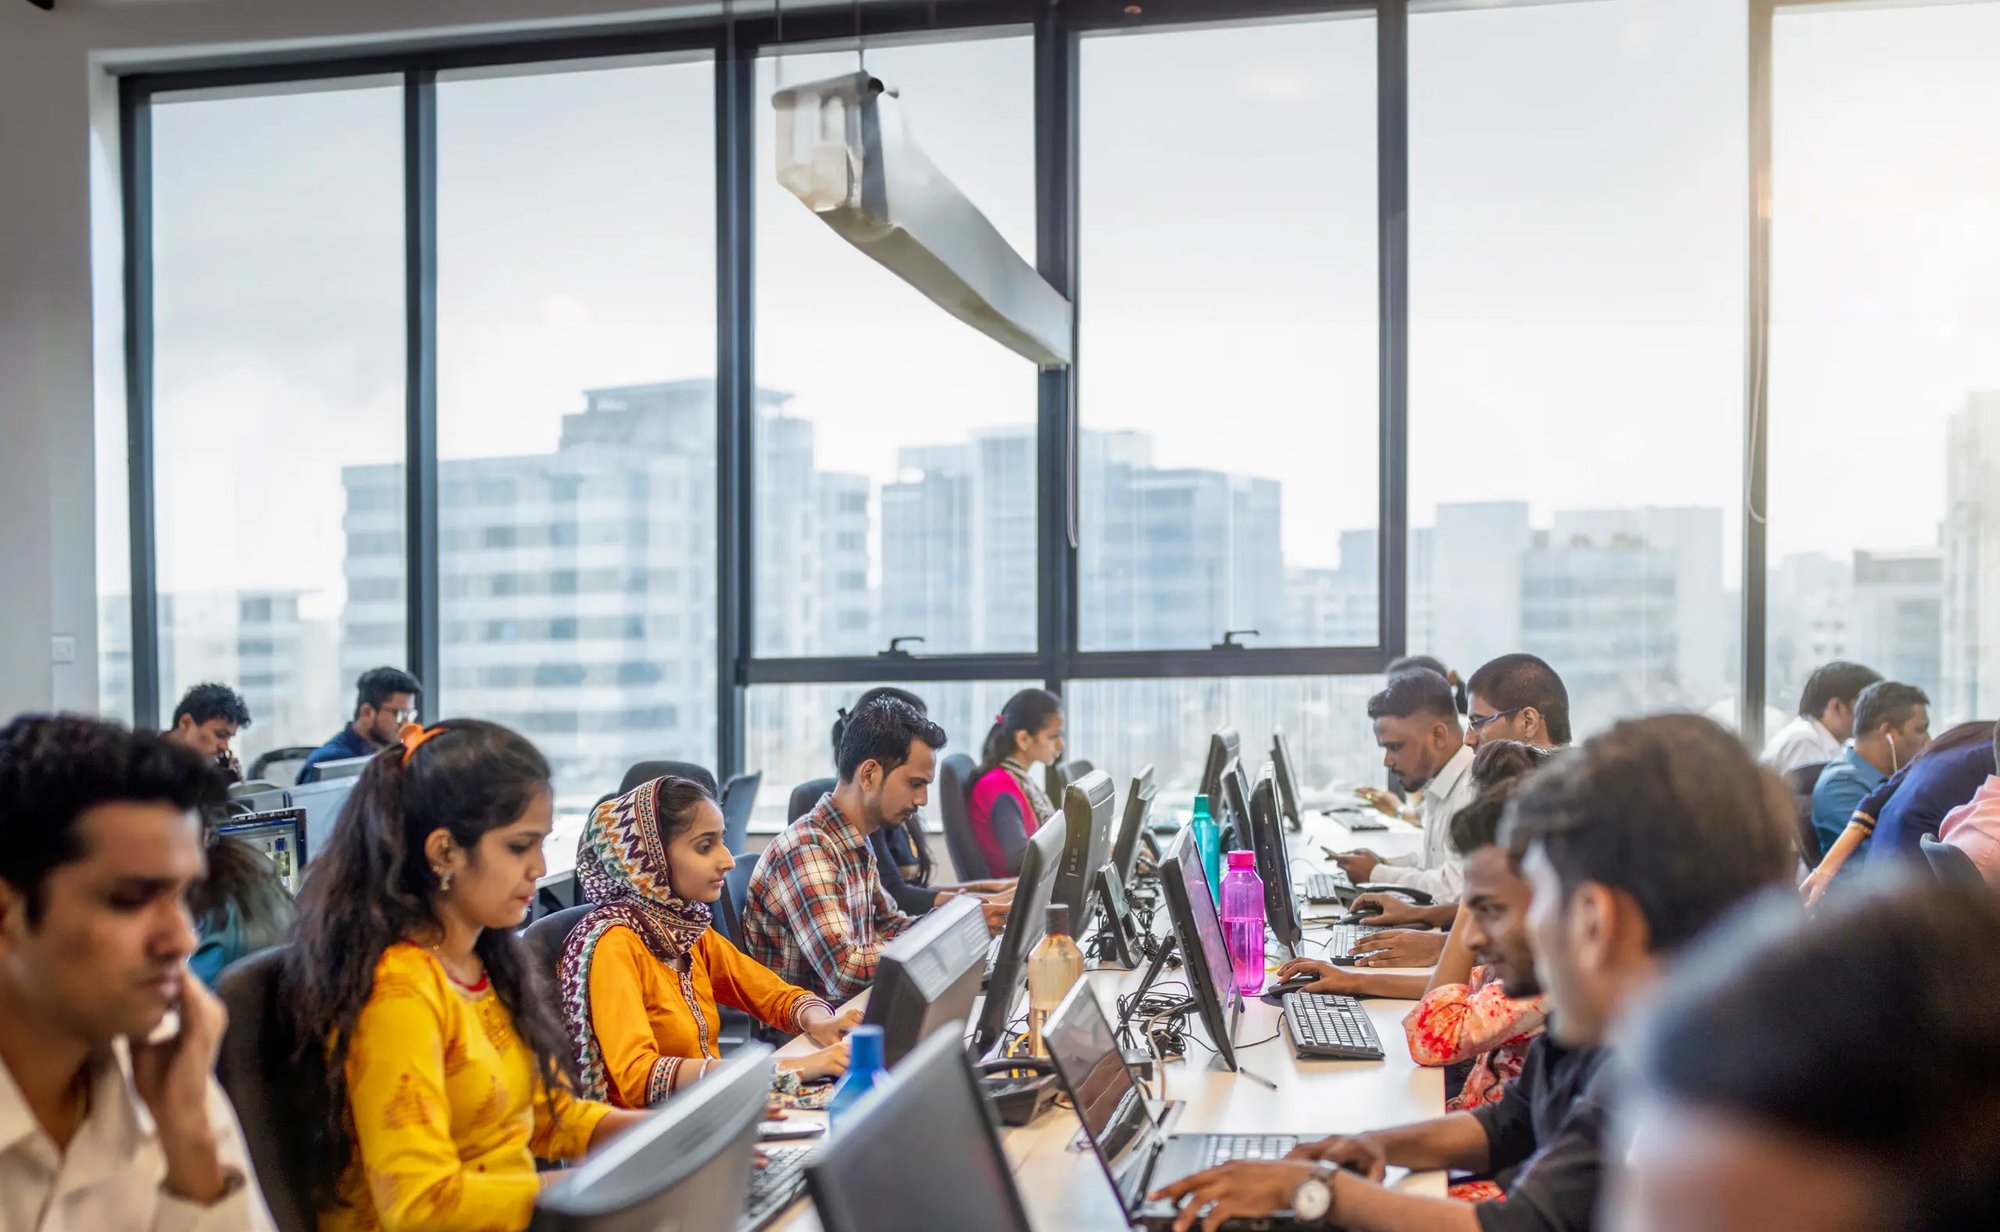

{"left": 975, "top": 688, "right": 1063, "bottom": 783}
{"left": 188, "top": 832, "right": 296, "bottom": 954}
{"left": 282, "top": 720, "right": 572, "bottom": 1210}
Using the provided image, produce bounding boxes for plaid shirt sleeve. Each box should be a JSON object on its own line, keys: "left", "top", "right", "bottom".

{"left": 768, "top": 836, "right": 882, "bottom": 1003}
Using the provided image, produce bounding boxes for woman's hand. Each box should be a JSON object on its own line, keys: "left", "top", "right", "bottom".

{"left": 804, "top": 1005, "right": 863, "bottom": 1047}
{"left": 788, "top": 1040, "right": 850, "bottom": 1082}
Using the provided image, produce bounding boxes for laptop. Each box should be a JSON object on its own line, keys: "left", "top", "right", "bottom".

{"left": 1046, "top": 982, "right": 1311, "bottom": 1231}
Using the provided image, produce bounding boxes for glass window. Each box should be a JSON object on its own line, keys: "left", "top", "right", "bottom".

{"left": 1409, "top": 0, "right": 1746, "bottom": 735}
{"left": 436, "top": 57, "right": 717, "bottom": 808}
{"left": 148, "top": 81, "right": 405, "bottom": 768}
{"left": 745, "top": 681, "right": 1037, "bottom": 832}
{"left": 1078, "top": 16, "right": 1379, "bottom": 653}
{"left": 753, "top": 36, "right": 1037, "bottom": 659}
{"left": 1767, "top": 0, "right": 2000, "bottom": 726}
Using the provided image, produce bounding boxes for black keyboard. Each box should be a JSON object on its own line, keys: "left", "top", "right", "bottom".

{"left": 1302, "top": 871, "right": 1354, "bottom": 903}
{"left": 1343, "top": 813, "right": 1390, "bottom": 832}
{"left": 740, "top": 1145, "right": 814, "bottom": 1232}
{"left": 1317, "top": 923, "right": 1385, "bottom": 955}
{"left": 1283, "top": 992, "right": 1386, "bottom": 1061}
{"left": 1199, "top": 1133, "right": 1301, "bottom": 1168}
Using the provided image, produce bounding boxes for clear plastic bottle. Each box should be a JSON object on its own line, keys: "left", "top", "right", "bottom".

{"left": 1220, "top": 850, "right": 1267, "bottom": 996}
{"left": 1190, "top": 794, "right": 1222, "bottom": 903}
{"left": 826, "top": 1024, "right": 888, "bottom": 1134}
{"left": 1025, "top": 904, "right": 1085, "bottom": 1056}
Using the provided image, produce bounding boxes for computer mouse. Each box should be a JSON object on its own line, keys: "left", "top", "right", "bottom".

{"left": 1259, "top": 973, "right": 1320, "bottom": 1006}
{"left": 1342, "top": 905, "right": 1383, "bottom": 924}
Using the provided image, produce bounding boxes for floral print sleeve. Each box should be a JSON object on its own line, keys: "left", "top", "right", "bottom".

{"left": 1404, "top": 965, "right": 1548, "bottom": 1067}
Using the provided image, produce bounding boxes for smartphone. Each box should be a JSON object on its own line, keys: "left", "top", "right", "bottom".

{"left": 759, "top": 1120, "right": 826, "bottom": 1141}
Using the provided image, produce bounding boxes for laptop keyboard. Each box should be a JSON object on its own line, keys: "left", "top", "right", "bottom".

{"left": 1199, "top": 1134, "right": 1301, "bottom": 1168}
{"left": 1301, "top": 871, "right": 1354, "bottom": 903}
{"left": 1284, "top": 992, "right": 1386, "bottom": 1061}
{"left": 740, "top": 1145, "right": 813, "bottom": 1232}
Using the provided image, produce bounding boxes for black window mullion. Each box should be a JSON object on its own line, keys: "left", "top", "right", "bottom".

{"left": 715, "top": 36, "right": 757, "bottom": 779}
{"left": 120, "top": 81, "right": 161, "bottom": 728}
{"left": 1036, "top": 0, "right": 1080, "bottom": 690}
{"left": 1742, "top": 0, "right": 1776, "bottom": 746}
{"left": 403, "top": 70, "right": 441, "bottom": 702}
{"left": 1376, "top": 0, "right": 1409, "bottom": 662}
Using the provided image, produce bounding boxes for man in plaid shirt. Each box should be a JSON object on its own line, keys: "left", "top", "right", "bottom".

{"left": 743, "top": 698, "right": 943, "bottom": 1002}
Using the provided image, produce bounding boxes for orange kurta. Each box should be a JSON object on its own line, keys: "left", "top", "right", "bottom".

{"left": 585, "top": 925, "right": 827, "bottom": 1107}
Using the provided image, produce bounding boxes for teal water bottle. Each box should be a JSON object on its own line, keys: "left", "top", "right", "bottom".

{"left": 1190, "top": 794, "right": 1222, "bottom": 903}
{"left": 826, "top": 1024, "right": 887, "bottom": 1134}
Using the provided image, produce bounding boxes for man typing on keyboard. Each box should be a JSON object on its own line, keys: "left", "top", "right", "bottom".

{"left": 1151, "top": 716, "right": 1797, "bottom": 1232}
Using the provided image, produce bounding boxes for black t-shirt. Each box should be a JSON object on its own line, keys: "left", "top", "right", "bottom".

{"left": 1468, "top": 1035, "right": 1613, "bottom": 1232}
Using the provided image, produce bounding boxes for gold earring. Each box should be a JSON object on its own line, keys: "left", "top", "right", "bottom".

{"left": 437, "top": 868, "right": 453, "bottom": 893}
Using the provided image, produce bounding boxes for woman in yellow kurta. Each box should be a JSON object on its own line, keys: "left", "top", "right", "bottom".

{"left": 284, "top": 721, "right": 646, "bottom": 1232}
{"left": 559, "top": 776, "right": 858, "bottom": 1106}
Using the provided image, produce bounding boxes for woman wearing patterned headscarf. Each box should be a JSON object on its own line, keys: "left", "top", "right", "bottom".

{"left": 558, "top": 775, "right": 860, "bottom": 1106}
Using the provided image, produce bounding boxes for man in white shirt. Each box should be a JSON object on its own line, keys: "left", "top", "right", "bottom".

{"left": 1336, "top": 669, "right": 1477, "bottom": 903}
{"left": 1760, "top": 660, "right": 1882, "bottom": 775}
{"left": 0, "top": 714, "right": 274, "bottom": 1232}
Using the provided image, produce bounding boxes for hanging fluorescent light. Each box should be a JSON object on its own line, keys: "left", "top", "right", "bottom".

{"left": 772, "top": 70, "right": 1073, "bottom": 369}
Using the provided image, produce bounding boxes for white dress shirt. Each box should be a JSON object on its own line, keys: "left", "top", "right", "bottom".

{"left": 0, "top": 1040, "right": 274, "bottom": 1232}
{"left": 1759, "top": 715, "right": 1843, "bottom": 775}
{"left": 1368, "top": 742, "right": 1477, "bottom": 902}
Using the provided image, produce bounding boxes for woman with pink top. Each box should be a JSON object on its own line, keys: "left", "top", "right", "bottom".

{"left": 965, "top": 689, "right": 1065, "bottom": 877}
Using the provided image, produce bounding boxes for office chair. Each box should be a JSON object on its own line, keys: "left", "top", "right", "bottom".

{"left": 248, "top": 746, "right": 317, "bottom": 787}
{"left": 619, "top": 761, "right": 719, "bottom": 798}
{"left": 788, "top": 777, "right": 836, "bottom": 828}
{"left": 214, "top": 947, "right": 314, "bottom": 1232}
{"left": 1048, "top": 758, "right": 1094, "bottom": 804}
{"left": 935, "top": 753, "right": 989, "bottom": 881}
{"left": 1920, "top": 835, "right": 1985, "bottom": 892}
{"left": 522, "top": 904, "right": 594, "bottom": 990}
{"left": 1783, "top": 761, "right": 1828, "bottom": 866}
{"left": 719, "top": 771, "right": 762, "bottom": 853}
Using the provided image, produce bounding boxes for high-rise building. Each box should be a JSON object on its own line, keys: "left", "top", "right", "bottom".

{"left": 1850, "top": 548, "right": 1943, "bottom": 702}
{"left": 1944, "top": 391, "right": 2000, "bottom": 721}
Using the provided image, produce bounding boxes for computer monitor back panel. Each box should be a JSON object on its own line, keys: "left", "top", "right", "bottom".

{"left": 289, "top": 777, "right": 360, "bottom": 863}
{"left": 1053, "top": 770, "right": 1117, "bottom": 930}
{"left": 1248, "top": 772, "right": 1302, "bottom": 953}
{"left": 531, "top": 1044, "right": 771, "bottom": 1232}
{"left": 1110, "top": 765, "right": 1156, "bottom": 885}
{"left": 312, "top": 754, "right": 375, "bottom": 781}
{"left": 1158, "top": 829, "right": 1239, "bottom": 1072}
{"left": 1270, "top": 732, "right": 1305, "bottom": 830}
{"left": 1197, "top": 729, "right": 1240, "bottom": 812}
{"left": 863, "top": 896, "right": 989, "bottom": 1066}
{"left": 972, "top": 814, "right": 1068, "bottom": 1056}
{"left": 808, "top": 1032, "right": 1032, "bottom": 1232}
{"left": 1219, "top": 764, "right": 1253, "bottom": 856}
{"left": 212, "top": 808, "right": 307, "bottom": 894}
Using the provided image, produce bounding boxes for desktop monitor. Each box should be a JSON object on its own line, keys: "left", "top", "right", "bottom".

{"left": 311, "top": 753, "right": 375, "bottom": 781}
{"left": 806, "top": 1031, "right": 1032, "bottom": 1232}
{"left": 212, "top": 808, "right": 308, "bottom": 895}
{"left": 1196, "top": 728, "right": 1241, "bottom": 813}
{"left": 1219, "top": 767, "right": 1255, "bottom": 863}
{"left": 1157, "top": 828, "right": 1239, "bottom": 1072}
{"left": 971, "top": 813, "right": 1068, "bottom": 1057}
{"left": 1109, "top": 765, "right": 1156, "bottom": 886}
{"left": 530, "top": 1043, "right": 772, "bottom": 1232}
{"left": 289, "top": 776, "right": 361, "bottom": 863}
{"left": 863, "top": 895, "right": 989, "bottom": 1066}
{"left": 1246, "top": 767, "right": 1303, "bottom": 958}
{"left": 1052, "top": 770, "right": 1117, "bottom": 931}
{"left": 1270, "top": 732, "right": 1305, "bottom": 831}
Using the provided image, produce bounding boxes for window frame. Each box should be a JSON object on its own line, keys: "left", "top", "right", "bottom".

{"left": 137, "top": 0, "right": 1819, "bottom": 779}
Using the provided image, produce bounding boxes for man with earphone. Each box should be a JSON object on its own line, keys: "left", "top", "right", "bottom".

{"left": 1810, "top": 680, "right": 1932, "bottom": 864}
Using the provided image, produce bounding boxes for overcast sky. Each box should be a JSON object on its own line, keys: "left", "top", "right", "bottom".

{"left": 116, "top": 0, "right": 2000, "bottom": 607}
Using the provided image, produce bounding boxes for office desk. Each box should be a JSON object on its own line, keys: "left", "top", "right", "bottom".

{"left": 763, "top": 812, "right": 1446, "bottom": 1230}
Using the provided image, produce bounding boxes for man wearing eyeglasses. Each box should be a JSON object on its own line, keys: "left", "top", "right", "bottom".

{"left": 1463, "top": 654, "right": 1570, "bottom": 752}
{"left": 296, "top": 666, "right": 424, "bottom": 784}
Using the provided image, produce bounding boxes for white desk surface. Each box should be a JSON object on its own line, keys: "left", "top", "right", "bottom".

{"left": 763, "top": 811, "right": 1445, "bottom": 1231}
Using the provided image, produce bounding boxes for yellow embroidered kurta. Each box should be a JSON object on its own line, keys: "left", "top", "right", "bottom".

{"left": 323, "top": 943, "right": 611, "bottom": 1232}
{"left": 585, "top": 926, "right": 827, "bottom": 1107}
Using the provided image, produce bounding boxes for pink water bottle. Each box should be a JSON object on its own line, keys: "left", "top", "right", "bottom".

{"left": 1220, "top": 850, "right": 1266, "bottom": 996}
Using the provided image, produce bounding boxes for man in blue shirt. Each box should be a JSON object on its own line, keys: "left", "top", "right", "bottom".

{"left": 296, "top": 666, "right": 422, "bottom": 783}
{"left": 1811, "top": 680, "right": 1930, "bottom": 859}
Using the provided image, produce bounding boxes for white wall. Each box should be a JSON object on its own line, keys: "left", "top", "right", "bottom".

{"left": 0, "top": 0, "right": 713, "bottom": 716}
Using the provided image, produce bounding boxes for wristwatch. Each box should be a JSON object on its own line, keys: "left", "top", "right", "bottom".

{"left": 1291, "top": 1165, "right": 1338, "bottom": 1224}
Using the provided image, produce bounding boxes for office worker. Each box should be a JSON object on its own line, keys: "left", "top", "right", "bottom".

{"left": 284, "top": 720, "right": 643, "bottom": 1232}
{"left": 1807, "top": 680, "right": 1930, "bottom": 862}
{"left": 165, "top": 682, "right": 253, "bottom": 783}
{"left": 1387, "top": 655, "right": 1467, "bottom": 717}
{"left": 0, "top": 715, "right": 274, "bottom": 1232}
{"left": 1613, "top": 873, "right": 2000, "bottom": 1232}
{"left": 1461, "top": 655, "right": 1569, "bottom": 752}
{"left": 966, "top": 688, "right": 1065, "bottom": 877}
{"left": 1935, "top": 721, "right": 2000, "bottom": 888}
{"left": 559, "top": 775, "right": 857, "bottom": 1108}
{"left": 296, "top": 666, "right": 422, "bottom": 784}
{"left": 832, "top": 688, "right": 1008, "bottom": 916}
{"left": 1335, "top": 670, "right": 1477, "bottom": 903}
{"left": 1801, "top": 718, "right": 1996, "bottom": 905}
{"left": 743, "top": 698, "right": 938, "bottom": 1003}
{"left": 1759, "top": 659, "right": 1882, "bottom": 775}
{"left": 1155, "top": 714, "right": 1796, "bottom": 1232}
{"left": 187, "top": 827, "right": 296, "bottom": 988}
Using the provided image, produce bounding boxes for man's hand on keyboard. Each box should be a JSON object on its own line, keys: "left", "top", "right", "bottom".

{"left": 1275, "top": 957, "right": 1370, "bottom": 996}
{"left": 1287, "top": 1133, "right": 1389, "bottom": 1182}
{"left": 1151, "top": 1160, "right": 1320, "bottom": 1232}
{"left": 1347, "top": 929, "right": 1446, "bottom": 968}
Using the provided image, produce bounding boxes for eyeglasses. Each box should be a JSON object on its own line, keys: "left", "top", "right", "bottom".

{"left": 1467, "top": 707, "right": 1525, "bottom": 733}
{"left": 389, "top": 708, "right": 421, "bottom": 723}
